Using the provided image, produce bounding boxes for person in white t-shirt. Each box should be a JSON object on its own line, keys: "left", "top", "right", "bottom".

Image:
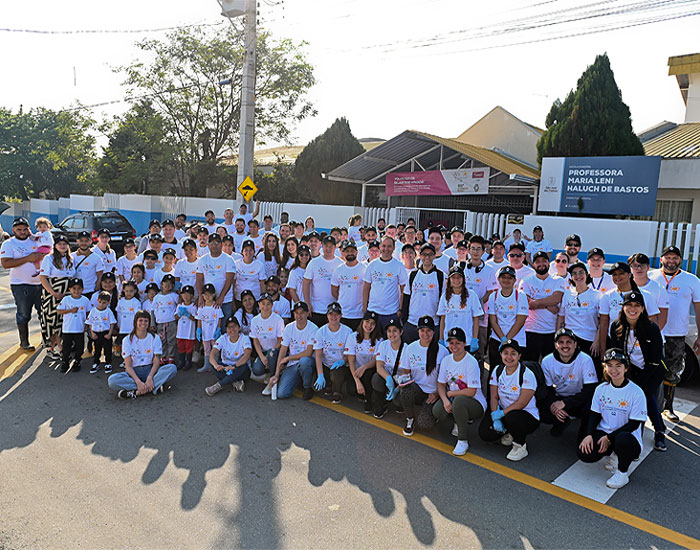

{"left": 175, "top": 285, "right": 197, "bottom": 371}
{"left": 371, "top": 317, "right": 405, "bottom": 418}
{"left": 443, "top": 226, "right": 465, "bottom": 260}
{"left": 345, "top": 310, "right": 383, "bottom": 410}
{"left": 363, "top": 236, "right": 408, "bottom": 331}
{"left": 56, "top": 277, "right": 91, "bottom": 373}
{"left": 196, "top": 234, "right": 236, "bottom": 320}
{"left": 87, "top": 291, "right": 117, "bottom": 374}
{"left": 479, "top": 339, "right": 540, "bottom": 461}
{"left": 288, "top": 244, "right": 311, "bottom": 304}
{"left": 487, "top": 265, "right": 529, "bottom": 369}
{"left": 219, "top": 208, "right": 238, "bottom": 236}
{"left": 403, "top": 243, "right": 444, "bottom": 343}
{"left": 115, "top": 238, "right": 139, "bottom": 290}
{"left": 174, "top": 239, "right": 199, "bottom": 296}
{"left": 586, "top": 248, "right": 614, "bottom": 294}
{"left": 204, "top": 315, "right": 253, "bottom": 395}
{"left": 251, "top": 293, "right": 285, "bottom": 391}
{"left": 247, "top": 219, "right": 264, "bottom": 253}
{"left": 331, "top": 240, "right": 367, "bottom": 331}
{"left": 524, "top": 226, "right": 552, "bottom": 263}
{"left": 432, "top": 327, "right": 487, "bottom": 455}
{"left": 557, "top": 262, "right": 602, "bottom": 355}
{"left": 202, "top": 210, "right": 219, "bottom": 236}
{"left": 437, "top": 266, "right": 483, "bottom": 351}
{"left": 485, "top": 240, "right": 507, "bottom": 271}
{"left": 304, "top": 236, "right": 344, "bottom": 327}
{"left": 577, "top": 348, "right": 646, "bottom": 489}
{"left": 507, "top": 243, "right": 535, "bottom": 283}
{"left": 234, "top": 240, "right": 267, "bottom": 304}
{"left": 628, "top": 253, "right": 669, "bottom": 332}
{"left": 312, "top": 302, "right": 354, "bottom": 400}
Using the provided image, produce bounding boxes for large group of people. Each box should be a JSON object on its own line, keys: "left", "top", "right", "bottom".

{"left": 2, "top": 203, "right": 700, "bottom": 490}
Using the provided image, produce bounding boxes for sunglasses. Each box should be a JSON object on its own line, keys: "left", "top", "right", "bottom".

{"left": 508, "top": 253, "right": 523, "bottom": 258}
{"left": 566, "top": 242, "right": 580, "bottom": 247}
{"left": 555, "top": 259, "right": 568, "bottom": 263}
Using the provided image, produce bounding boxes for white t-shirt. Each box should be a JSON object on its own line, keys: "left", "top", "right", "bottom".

{"left": 348, "top": 226, "right": 362, "bottom": 243}
{"left": 313, "top": 323, "right": 353, "bottom": 365}
{"left": 196, "top": 305, "right": 224, "bottom": 341}
{"left": 437, "top": 291, "right": 484, "bottom": 336}
{"left": 174, "top": 258, "right": 199, "bottom": 293}
{"left": 345, "top": 333, "right": 382, "bottom": 367}
{"left": 272, "top": 296, "right": 291, "bottom": 320}
{"left": 541, "top": 351, "right": 598, "bottom": 397}
{"left": 153, "top": 268, "right": 176, "bottom": 288}
{"left": 398, "top": 340, "right": 449, "bottom": 393}
{"left": 288, "top": 266, "right": 307, "bottom": 303}
{"left": 116, "top": 297, "right": 141, "bottom": 334}
{"left": 558, "top": 287, "right": 601, "bottom": 342}
{"left": 213, "top": 334, "right": 252, "bottom": 366}
{"left": 514, "top": 264, "right": 536, "bottom": 283}
{"left": 174, "top": 228, "right": 187, "bottom": 241}
{"left": 72, "top": 252, "right": 102, "bottom": 293}
{"left": 589, "top": 272, "right": 615, "bottom": 294}
{"left": 250, "top": 312, "right": 285, "bottom": 351}
{"left": 304, "top": 256, "right": 344, "bottom": 313}
{"left": 34, "top": 229, "right": 54, "bottom": 248}
{"left": 86, "top": 306, "right": 116, "bottom": 332}
{"left": 437, "top": 353, "right": 487, "bottom": 411}
{"left": 281, "top": 321, "right": 318, "bottom": 367}
{"left": 220, "top": 222, "right": 237, "bottom": 236}
{"left": 463, "top": 262, "right": 499, "bottom": 328}
{"left": 526, "top": 239, "right": 553, "bottom": 256}
{"left": 485, "top": 257, "right": 507, "bottom": 271}
{"left": 331, "top": 262, "right": 367, "bottom": 319}
{"left": 58, "top": 295, "right": 91, "bottom": 333}
{"left": 122, "top": 332, "right": 162, "bottom": 367}
{"left": 520, "top": 274, "right": 565, "bottom": 334}
{"left": 487, "top": 289, "right": 529, "bottom": 345}
{"left": 232, "top": 232, "right": 249, "bottom": 254}
{"left": 649, "top": 269, "right": 700, "bottom": 337}
{"left": 599, "top": 287, "right": 659, "bottom": 324}
{"left": 404, "top": 267, "right": 442, "bottom": 324}
{"left": 204, "top": 223, "right": 219, "bottom": 235}
{"left": 39, "top": 255, "right": 76, "bottom": 278}
{"left": 257, "top": 252, "right": 280, "bottom": 279}
{"left": 234, "top": 309, "right": 256, "bottom": 336}
{"left": 363, "top": 257, "right": 408, "bottom": 315}
{"left": 197, "top": 253, "right": 235, "bottom": 303}
{"left": 637, "top": 279, "right": 670, "bottom": 313}
{"left": 234, "top": 258, "right": 266, "bottom": 301}
{"left": 91, "top": 246, "right": 117, "bottom": 273}
{"left": 1, "top": 237, "right": 41, "bottom": 285}
{"left": 490, "top": 364, "right": 539, "bottom": 420}
{"left": 176, "top": 303, "right": 198, "bottom": 340}
{"left": 115, "top": 255, "right": 139, "bottom": 282}
{"left": 433, "top": 254, "right": 452, "bottom": 274}
{"left": 152, "top": 292, "right": 178, "bottom": 323}
{"left": 591, "top": 381, "right": 647, "bottom": 448}
{"left": 138, "top": 251, "right": 163, "bottom": 270}
{"left": 247, "top": 234, "right": 264, "bottom": 253}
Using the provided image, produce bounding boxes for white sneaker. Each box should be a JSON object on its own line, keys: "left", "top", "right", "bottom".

{"left": 451, "top": 423, "right": 459, "bottom": 437}
{"left": 453, "top": 440, "right": 470, "bottom": 456}
{"left": 500, "top": 433, "right": 514, "bottom": 446}
{"left": 261, "top": 382, "right": 273, "bottom": 396}
{"left": 233, "top": 380, "right": 245, "bottom": 392}
{"left": 506, "top": 442, "right": 528, "bottom": 461}
{"left": 606, "top": 469, "right": 629, "bottom": 489}
{"left": 604, "top": 454, "right": 618, "bottom": 472}
{"left": 249, "top": 373, "right": 266, "bottom": 383}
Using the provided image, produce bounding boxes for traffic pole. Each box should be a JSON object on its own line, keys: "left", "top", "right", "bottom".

{"left": 236, "top": 0, "right": 257, "bottom": 207}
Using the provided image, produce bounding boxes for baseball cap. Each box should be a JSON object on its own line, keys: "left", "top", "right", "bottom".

{"left": 450, "top": 226, "right": 464, "bottom": 234}
{"left": 606, "top": 262, "right": 631, "bottom": 274}
{"left": 224, "top": 315, "right": 239, "bottom": 327}
{"left": 208, "top": 233, "right": 221, "bottom": 242}
{"left": 567, "top": 261, "right": 588, "bottom": 274}
{"left": 661, "top": 245, "right": 682, "bottom": 258}
{"left": 508, "top": 243, "right": 525, "bottom": 253}
{"left": 307, "top": 231, "right": 321, "bottom": 240}
{"left": 498, "top": 339, "right": 521, "bottom": 353}
{"left": 417, "top": 315, "right": 435, "bottom": 330}
{"left": 101, "top": 272, "right": 116, "bottom": 281}
{"left": 77, "top": 231, "right": 91, "bottom": 239}
{"left": 322, "top": 235, "right": 336, "bottom": 245}
{"left": 149, "top": 233, "right": 163, "bottom": 242}
{"left": 622, "top": 291, "right": 645, "bottom": 306}
{"left": 202, "top": 283, "right": 216, "bottom": 294}
{"left": 384, "top": 318, "right": 403, "bottom": 330}
{"left": 143, "top": 250, "right": 157, "bottom": 259}
{"left": 241, "top": 239, "right": 255, "bottom": 250}
{"left": 533, "top": 225, "right": 543, "bottom": 231}
{"left": 297, "top": 244, "right": 311, "bottom": 254}
{"left": 498, "top": 265, "right": 516, "bottom": 278}
{"left": 603, "top": 348, "right": 628, "bottom": 365}
{"left": 367, "top": 240, "right": 380, "bottom": 250}
{"left": 532, "top": 251, "right": 549, "bottom": 262}
{"left": 145, "top": 282, "right": 160, "bottom": 293}
{"left": 363, "top": 310, "right": 378, "bottom": 321}
{"left": 448, "top": 265, "right": 464, "bottom": 277}
{"left": 554, "top": 327, "right": 577, "bottom": 342}
{"left": 587, "top": 248, "right": 605, "bottom": 260}
{"left": 292, "top": 301, "right": 309, "bottom": 312}
{"left": 68, "top": 277, "right": 83, "bottom": 288}
{"left": 149, "top": 219, "right": 161, "bottom": 228}
{"left": 341, "top": 239, "right": 357, "bottom": 251}
{"left": 265, "top": 275, "right": 281, "bottom": 284}
{"left": 326, "top": 302, "right": 342, "bottom": 314}
{"left": 222, "top": 235, "right": 234, "bottom": 244}
{"left": 162, "top": 219, "right": 175, "bottom": 227}
{"left": 96, "top": 228, "right": 110, "bottom": 237}
{"left": 162, "top": 248, "right": 177, "bottom": 257}
{"left": 12, "top": 216, "right": 29, "bottom": 227}
{"left": 565, "top": 234, "right": 581, "bottom": 245}
{"left": 54, "top": 234, "right": 69, "bottom": 244}
{"left": 456, "top": 240, "right": 469, "bottom": 249}
{"left": 181, "top": 238, "right": 196, "bottom": 249}
{"left": 420, "top": 243, "right": 436, "bottom": 254}
{"left": 181, "top": 285, "right": 195, "bottom": 294}
{"left": 447, "top": 327, "right": 467, "bottom": 342}
{"left": 124, "top": 238, "right": 135, "bottom": 246}
{"left": 161, "top": 274, "right": 175, "bottom": 284}
{"left": 258, "top": 292, "right": 275, "bottom": 303}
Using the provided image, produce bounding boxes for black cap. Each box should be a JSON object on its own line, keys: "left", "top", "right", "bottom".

{"left": 307, "top": 231, "right": 321, "bottom": 240}
{"left": 143, "top": 250, "right": 158, "bottom": 259}
{"left": 181, "top": 285, "right": 195, "bottom": 294}
{"left": 367, "top": 240, "right": 380, "bottom": 250}
{"left": 606, "top": 262, "right": 631, "bottom": 274}
{"left": 499, "top": 339, "right": 521, "bottom": 353}
{"left": 363, "top": 310, "right": 378, "bottom": 321}
{"left": 12, "top": 216, "right": 29, "bottom": 227}
{"left": 181, "top": 238, "right": 196, "bottom": 249}
{"left": 565, "top": 234, "right": 581, "bottom": 245}
{"left": 661, "top": 245, "right": 682, "bottom": 258}
{"left": 448, "top": 265, "right": 464, "bottom": 277}
{"left": 532, "top": 251, "right": 549, "bottom": 262}
{"left": 384, "top": 318, "right": 403, "bottom": 330}
{"left": 533, "top": 225, "right": 543, "bottom": 231}
{"left": 68, "top": 277, "right": 83, "bottom": 288}
{"left": 450, "top": 226, "right": 464, "bottom": 234}
{"left": 622, "top": 291, "right": 645, "bottom": 306}
{"left": 240, "top": 289, "right": 255, "bottom": 301}
{"left": 298, "top": 244, "right": 311, "bottom": 254}
{"left": 447, "top": 327, "right": 467, "bottom": 342}
{"left": 322, "top": 235, "right": 336, "bottom": 245}
{"left": 101, "top": 272, "right": 116, "bottom": 281}
{"left": 162, "top": 248, "right": 177, "bottom": 257}
{"left": 161, "top": 274, "right": 175, "bottom": 283}
{"left": 208, "top": 233, "right": 222, "bottom": 242}
{"left": 417, "top": 315, "right": 435, "bottom": 330}
{"left": 149, "top": 219, "right": 161, "bottom": 228}
{"left": 603, "top": 348, "right": 628, "bottom": 365}
{"left": 266, "top": 275, "right": 281, "bottom": 284}
{"left": 428, "top": 226, "right": 443, "bottom": 237}
{"left": 224, "top": 315, "right": 238, "bottom": 327}
{"left": 326, "top": 302, "right": 342, "bottom": 314}
{"left": 222, "top": 235, "right": 234, "bottom": 244}
{"left": 145, "top": 282, "right": 160, "bottom": 293}
{"left": 292, "top": 301, "right": 309, "bottom": 312}
{"left": 96, "top": 228, "right": 110, "bottom": 237}
{"left": 498, "top": 265, "right": 516, "bottom": 278}
{"left": 202, "top": 283, "right": 216, "bottom": 294}
{"left": 420, "top": 243, "right": 436, "bottom": 254}
{"left": 508, "top": 243, "right": 525, "bottom": 253}
{"left": 77, "top": 230, "right": 91, "bottom": 239}
{"left": 567, "top": 261, "right": 588, "bottom": 274}
{"left": 124, "top": 238, "right": 135, "bottom": 246}
{"left": 554, "top": 327, "right": 577, "bottom": 342}
{"left": 54, "top": 234, "right": 69, "bottom": 244}
{"left": 587, "top": 248, "right": 605, "bottom": 260}
{"left": 162, "top": 219, "right": 175, "bottom": 227}
{"left": 456, "top": 240, "right": 469, "bottom": 249}
{"left": 149, "top": 233, "right": 163, "bottom": 242}
{"left": 259, "top": 292, "right": 275, "bottom": 303}
{"left": 241, "top": 239, "right": 255, "bottom": 250}
{"left": 340, "top": 239, "right": 357, "bottom": 251}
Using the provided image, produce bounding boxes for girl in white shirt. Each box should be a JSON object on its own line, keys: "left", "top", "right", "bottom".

{"left": 487, "top": 266, "right": 529, "bottom": 368}
{"left": 557, "top": 262, "right": 602, "bottom": 355}
{"left": 251, "top": 293, "right": 285, "bottom": 388}
{"left": 437, "top": 267, "right": 483, "bottom": 348}
{"left": 38, "top": 235, "right": 75, "bottom": 357}
{"left": 345, "top": 310, "right": 383, "bottom": 411}
{"left": 116, "top": 281, "right": 140, "bottom": 351}
{"left": 372, "top": 318, "right": 405, "bottom": 418}
{"left": 287, "top": 244, "right": 311, "bottom": 304}
{"left": 205, "top": 315, "right": 253, "bottom": 396}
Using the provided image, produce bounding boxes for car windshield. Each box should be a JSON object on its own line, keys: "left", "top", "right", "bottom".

{"left": 91, "top": 213, "right": 129, "bottom": 230}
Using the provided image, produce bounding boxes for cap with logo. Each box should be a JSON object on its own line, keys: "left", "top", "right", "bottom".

{"left": 603, "top": 348, "right": 628, "bottom": 364}
{"left": 532, "top": 251, "right": 549, "bottom": 262}
{"left": 161, "top": 274, "right": 175, "bottom": 283}
{"left": 101, "top": 272, "right": 116, "bottom": 281}
{"left": 241, "top": 239, "right": 255, "bottom": 250}
{"left": 145, "top": 282, "right": 160, "bottom": 293}
{"left": 587, "top": 248, "right": 605, "bottom": 260}
{"left": 363, "top": 310, "right": 378, "bottom": 321}
{"left": 208, "top": 233, "right": 222, "bottom": 242}
{"left": 266, "top": 275, "right": 281, "bottom": 285}
{"left": 54, "top": 234, "right": 69, "bottom": 244}
{"left": 566, "top": 234, "right": 581, "bottom": 245}
{"left": 417, "top": 315, "right": 435, "bottom": 330}
{"left": 567, "top": 261, "right": 588, "bottom": 274}
{"left": 181, "top": 285, "right": 195, "bottom": 294}
{"left": 77, "top": 230, "right": 91, "bottom": 239}
{"left": 498, "top": 265, "right": 516, "bottom": 278}
{"left": 498, "top": 339, "right": 521, "bottom": 353}
{"left": 456, "top": 240, "right": 469, "bottom": 249}
{"left": 298, "top": 244, "right": 311, "bottom": 254}
{"left": 68, "top": 277, "right": 84, "bottom": 287}
{"left": 162, "top": 248, "right": 177, "bottom": 257}
{"left": 533, "top": 225, "right": 543, "bottom": 231}
{"left": 307, "top": 231, "right": 321, "bottom": 241}
{"left": 554, "top": 327, "right": 577, "bottom": 341}
{"left": 367, "top": 240, "right": 380, "bottom": 250}
{"left": 12, "top": 217, "right": 29, "bottom": 227}
{"left": 97, "top": 228, "right": 111, "bottom": 237}
{"left": 181, "top": 238, "right": 196, "bottom": 249}
{"left": 661, "top": 245, "right": 682, "bottom": 258}
{"left": 606, "top": 262, "right": 631, "bottom": 274}
{"left": 162, "top": 219, "right": 175, "bottom": 227}
{"left": 326, "top": 302, "right": 342, "bottom": 314}
{"left": 149, "top": 233, "right": 163, "bottom": 242}
{"left": 149, "top": 219, "right": 161, "bottom": 228}
{"left": 322, "top": 235, "right": 336, "bottom": 245}
{"left": 447, "top": 327, "right": 466, "bottom": 342}
{"left": 622, "top": 290, "right": 645, "bottom": 306}
{"left": 448, "top": 265, "right": 464, "bottom": 278}
{"left": 341, "top": 239, "right": 357, "bottom": 251}
{"left": 202, "top": 283, "right": 216, "bottom": 294}
{"left": 292, "top": 301, "right": 309, "bottom": 312}
{"left": 124, "top": 238, "right": 135, "bottom": 246}
{"left": 258, "top": 292, "right": 275, "bottom": 303}
{"left": 420, "top": 243, "right": 436, "bottom": 254}
{"left": 384, "top": 318, "right": 403, "bottom": 330}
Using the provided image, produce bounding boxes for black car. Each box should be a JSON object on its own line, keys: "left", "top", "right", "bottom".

{"left": 51, "top": 211, "right": 136, "bottom": 253}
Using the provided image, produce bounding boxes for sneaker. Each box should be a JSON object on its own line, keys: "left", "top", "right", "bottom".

{"left": 205, "top": 382, "right": 223, "bottom": 396}
{"left": 606, "top": 469, "right": 629, "bottom": 489}
{"left": 104, "top": 364, "right": 113, "bottom": 374}
{"left": 323, "top": 387, "right": 333, "bottom": 397}
{"left": 153, "top": 384, "right": 171, "bottom": 395}
{"left": 453, "top": 440, "right": 470, "bottom": 456}
{"left": 117, "top": 389, "right": 136, "bottom": 399}
{"left": 654, "top": 431, "right": 667, "bottom": 452}
{"left": 373, "top": 407, "right": 388, "bottom": 419}
{"left": 60, "top": 363, "right": 69, "bottom": 373}
{"left": 302, "top": 387, "right": 314, "bottom": 400}
{"left": 233, "top": 380, "right": 245, "bottom": 393}
{"left": 604, "top": 454, "right": 618, "bottom": 472}
{"left": 403, "top": 418, "right": 415, "bottom": 436}
{"left": 451, "top": 423, "right": 459, "bottom": 438}
{"left": 90, "top": 363, "right": 99, "bottom": 374}
{"left": 261, "top": 382, "right": 273, "bottom": 396}
{"left": 662, "top": 409, "right": 680, "bottom": 423}
{"left": 249, "top": 372, "right": 266, "bottom": 383}
{"left": 500, "top": 433, "right": 514, "bottom": 446}
{"left": 331, "top": 393, "right": 342, "bottom": 404}
{"left": 506, "top": 442, "right": 528, "bottom": 461}
{"left": 363, "top": 400, "right": 372, "bottom": 414}
{"left": 71, "top": 360, "right": 81, "bottom": 372}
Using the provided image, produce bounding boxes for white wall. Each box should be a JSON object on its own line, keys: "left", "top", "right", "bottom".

{"left": 282, "top": 203, "right": 357, "bottom": 231}
{"left": 685, "top": 72, "right": 700, "bottom": 123}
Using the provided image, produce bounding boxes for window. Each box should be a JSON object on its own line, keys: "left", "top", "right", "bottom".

{"left": 61, "top": 216, "right": 76, "bottom": 229}
{"left": 653, "top": 200, "right": 692, "bottom": 224}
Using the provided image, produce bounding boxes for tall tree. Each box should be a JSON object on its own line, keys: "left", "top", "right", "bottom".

{"left": 294, "top": 117, "right": 365, "bottom": 205}
{"left": 118, "top": 25, "right": 315, "bottom": 196}
{"left": 537, "top": 53, "right": 644, "bottom": 164}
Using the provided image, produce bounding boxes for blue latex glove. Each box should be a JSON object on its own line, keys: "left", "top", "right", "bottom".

{"left": 493, "top": 419, "right": 505, "bottom": 433}
{"left": 177, "top": 306, "right": 188, "bottom": 317}
{"left": 175, "top": 281, "right": 182, "bottom": 292}
{"left": 330, "top": 360, "right": 345, "bottom": 370}
{"left": 313, "top": 373, "right": 326, "bottom": 391}
{"left": 196, "top": 327, "right": 202, "bottom": 342}
{"left": 491, "top": 408, "right": 505, "bottom": 421}
{"left": 438, "top": 339, "right": 447, "bottom": 347}
{"left": 469, "top": 337, "right": 479, "bottom": 353}
{"left": 386, "top": 385, "right": 399, "bottom": 402}
{"left": 385, "top": 375, "right": 396, "bottom": 399}
{"left": 213, "top": 327, "right": 222, "bottom": 339}
{"left": 500, "top": 336, "right": 508, "bottom": 344}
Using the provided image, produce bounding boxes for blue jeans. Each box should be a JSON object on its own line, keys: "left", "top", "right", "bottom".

{"left": 212, "top": 363, "right": 251, "bottom": 386}
{"left": 11, "top": 284, "right": 41, "bottom": 325}
{"left": 277, "top": 356, "right": 314, "bottom": 399}
{"left": 108, "top": 363, "right": 178, "bottom": 393}
{"left": 221, "top": 301, "right": 234, "bottom": 326}
{"left": 252, "top": 348, "right": 280, "bottom": 377}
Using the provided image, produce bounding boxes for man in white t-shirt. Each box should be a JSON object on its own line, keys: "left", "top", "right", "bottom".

{"left": 232, "top": 218, "right": 249, "bottom": 253}
{"left": 0, "top": 217, "right": 43, "bottom": 350}
{"left": 443, "top": 226, "right": 465, "bottom": 260}
{"left": 508, "top": 243, "right": 535, "bottom": 282}
{"left": 304, "top": 235, "right": 344, "bottom": 327}
{"left": 331, "top": 240, "right": 366, "bottom": 331}
{"left": 586, "top": 248, "right": 614, "bottom": 294}
{"left": 203, "top": 210, "right": 219, "bottom": 235}
{"left": 403, "top": 243, "right": 444, "bottom": 343}
{"left": 236, "top": 201, "right": 259, "bottom": 227}
{"left": 220, "top": 208, "right": 237, "bottom": 236}
{"left": 174, "top": 214, "right": 188, "bottom": 240}
{"left": 363, "top": 235, "right": 408, "bottom": 331}
{"left": 427, "top": 227, "right": 451, "bottom": 273}
{"left": 485, "top": 240, "right": 507, "bottom": 270}
{"left": 525, "top": 226, "right": 552, "bottom": 263}
{"left": 195, "top": 233, "right": 235, "bottom": 321}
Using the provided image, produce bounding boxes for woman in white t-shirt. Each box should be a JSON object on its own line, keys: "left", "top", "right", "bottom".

{"left": 234, "top": 290, "right": 259, "bottom": 337}
{"left": 258, "top": 233, "right": 282, "bottom": 279}
{"left": 345, "top": 310, "right": 383, "bottom": 411}
{"left": 287, "top": 244, "right": 311, "bottom": 304}
{"left": 577, "top": 348, "right": 646, "bottom": 489}
{"left": 432, "top": 327, "right": 487, "bottom": 455}
{"left": 251, "top": 293, "right": 285, "bottom": 390}
{"left": 557, "top": 262, "right": 602, "bottom": 356}
{"left": 312, "top": 302, "right": 353, "bottom": 399}
{"left": 281, "top": 238, "right": 298, "bottom": 271}
{"left": 107, "top": 311, "right": 177, "bottom": 399}
{"left": 205, "top": 315, "right": 253, "bottom": 396}
{"left": 371, "top": 317, "right": 405, "bottom": 419}
{"left": 437, "top": 266, "right": 483, "bottom": 350}
{"left": 487, "top": 265, "right": 529, "bottom": 369}
{"left": 479, "top": 339, "right": 540, "bottom": 461}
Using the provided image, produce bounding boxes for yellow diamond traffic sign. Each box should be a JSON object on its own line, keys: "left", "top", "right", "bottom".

{"left": 238, "top": 176, "right": 258, "bottom": 202}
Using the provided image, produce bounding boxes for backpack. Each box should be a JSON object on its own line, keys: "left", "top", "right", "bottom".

{"left": 495, "top": 360, "right": 548, "bottom": 407}
{"left": 408, "top": 267, "right": 444, "bottom": 298}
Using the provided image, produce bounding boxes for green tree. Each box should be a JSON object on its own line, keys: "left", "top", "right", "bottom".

{"left": 294, "top": 117, "right": 365, "bottom": 205}
{"left": 0, "top": 107, "right": 96, "bottom": 200}
{"left": 537, "top": 53, "right": 644, "bottom": 164}
{"left": 118, "top": 25, "right": 315, "bottom": 196}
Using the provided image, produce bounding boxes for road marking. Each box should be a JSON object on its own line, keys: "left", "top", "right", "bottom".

{"left": 0, "top": 285, "right": 11, "bottom": 293}
{"left": 0, "top": 303, "right": 16, "bottom": 310}
{"left": 298, "top": 391, "right": 700, "bottom": 550}
{"left": 0, "top": 335, "right": 41, "bottom": 380}
{"left": 552, "top": 398, "right": 696, "bottom": 503}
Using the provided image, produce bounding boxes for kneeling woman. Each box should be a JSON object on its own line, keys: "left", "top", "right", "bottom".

{"left": 577, "top": 348, "right": 646, "bottom": 489}
{"left": 372, "top": 318, "right": 405, "bottom": 419}
{"left": 206, "top": 315, "right": 252, "bottom": 395}
{"left": 398, "top": 316, "right": 449, "bottom": 437}
{"left": 108, "top": 311, "right": 177, "bottom": 399}
{"left": 479, "top": 339, "right": 540, "bottom": 461}
{"left": 432, "top": 327, "right": 486, "bottom": 455}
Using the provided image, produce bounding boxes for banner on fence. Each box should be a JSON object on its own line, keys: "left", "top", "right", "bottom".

{"left": 386, "top": 168, "right": 490, "bottom": 197}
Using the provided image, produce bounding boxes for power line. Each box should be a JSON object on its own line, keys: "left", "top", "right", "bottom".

{"left": 0, "top": 21, "right": 224, "bottom": 35}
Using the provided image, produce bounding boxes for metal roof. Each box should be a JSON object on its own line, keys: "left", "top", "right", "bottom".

{"left": 643, "top": 123, "right": 700, "bottom": 159}
{"left": 326, "top": 129, "right": 540, "bottom": 185}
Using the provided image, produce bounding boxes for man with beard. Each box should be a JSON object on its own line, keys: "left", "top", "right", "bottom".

{"left": 203, "top": 210, "right": 219, "bottom": 235}
{"left": 232, "top": 218, "right": 248, "bottom": 254}
{"left": 331, "top": 240, "right": 366, "bottom": 331}
{"left": 174, "top": 214, "right": 188, "bottom": 240}
{"left": 357, "top": 226, "right": 378, "bottom": 263}
{"left": 161, "top": 219, "right": 183, "bottom": 260}
{"left": 519, "top": 251, "right": 565, "bottom": 362}
{"left": 73, "top": 231, "right": 104, "bottom": 299}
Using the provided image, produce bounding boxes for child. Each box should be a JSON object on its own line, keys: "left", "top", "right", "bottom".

{"left": 195, "top": 283, "right": 224, "bottom": 373}
{"left": 116, "top": 280, "right": 140, "bottom": 366}
{"left": 87, "top": 272, "right": 118, "bottom": 355}
{"left": 87, "top": 290, "right": 117, "bottom": 374}
{"left": 32, "top": 217, "right": 54, "bottom": 273}
{"left": 142, "top": 251, "right": 159, "bottom": 283}
{"left": 152, "top": 274, "right": 178, "bottom": 364}
{"left": 116, "top": 238, "right": 139, "bottom": 290}
{"left": 142, "top": 283, "right": 159, "bottom": 316}
{"left": 130, "top": 263, "right": 148, "bottom": 297}
{"left": 154, "top": 248, "right": 177, "bottom": 288}
{"left": 176, "top": 285, "right": 198, "bottom": 370}
{"left": 56, "top": 277, "right": 91, "bottom": 373}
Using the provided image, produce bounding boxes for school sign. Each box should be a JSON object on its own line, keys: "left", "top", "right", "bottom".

{"left": 538, "top": 156, "right": 662, "bottom": 216}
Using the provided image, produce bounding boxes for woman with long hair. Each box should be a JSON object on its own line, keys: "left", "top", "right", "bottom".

{"left": 348, "top": 214, "right": 362, "bottom": 243}
{"left": 39, "top": 235, "right": 75, "bottom": 358}
{"left": 282, "top": 237, "right": 298, "bottom": 269}
{"left": 259, "top": 232, "right": 282, "bottom": 278}
{"left": 437, "top": 266, "right": 482, "bottom": 349}
{"left": 304, "top": 216, "right": 315, "bottom": 234}
{"left": 205, "top": 315, "right": 252, "bottom": 396}
{"left": 557, "top": 261, "right": 602, "bottom": 356}
{"left": 288, "top": 244, "right": 312, "bottom": 304}
{"left": 92, "top": 228, "right": 117, "bottom": 274}
{"left": 345, "top": 310, "right": 384, "bottom": 410}
{"left": 234, "top": 290, "right": 259, "bottom": 337}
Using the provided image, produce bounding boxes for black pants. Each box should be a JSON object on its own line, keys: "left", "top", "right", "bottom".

{"left": 93, "top": 331, "right": 113, "bottom": 364}
{"left": 311, "top": 312, "right": 327, "bottom": 328}
{"left": 402, "top": 322, "right": 419, "bottom": 344}
{"left": 479, "top": 409, "right": 539, "bottom": 445}
{"left": 630, "top": 365, "right": 665, "bottom": 434}
{"left": 539, "top": 394, "right": 590, "bottom": 441}
{"left": 524, "top": 331, "right": 555, "bottom": 362}
{"left": 399, "top": 383, "right": 436, "bottom": 430}
{"left": 577, "top": 430, "right": 641, "bottom": 473}
{"left": 487, "top": 338, "right": 502, "bottom": 371}
{"left": 62, "top": 332, "right": 84, "bottom": 367}
{"left": 341, "top": 318, "right": 361, "bottom": 331}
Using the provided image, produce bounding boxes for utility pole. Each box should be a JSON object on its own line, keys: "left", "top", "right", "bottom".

{"left": 237, "top": 0, "right": 257, "bottom": 206}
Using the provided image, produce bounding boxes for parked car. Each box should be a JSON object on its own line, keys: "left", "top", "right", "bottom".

{"left": 51, "top": 211, "right": 136, "bottom": 254}
{"left": 683, "top": 313, "right": 699, "bottom": 385}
